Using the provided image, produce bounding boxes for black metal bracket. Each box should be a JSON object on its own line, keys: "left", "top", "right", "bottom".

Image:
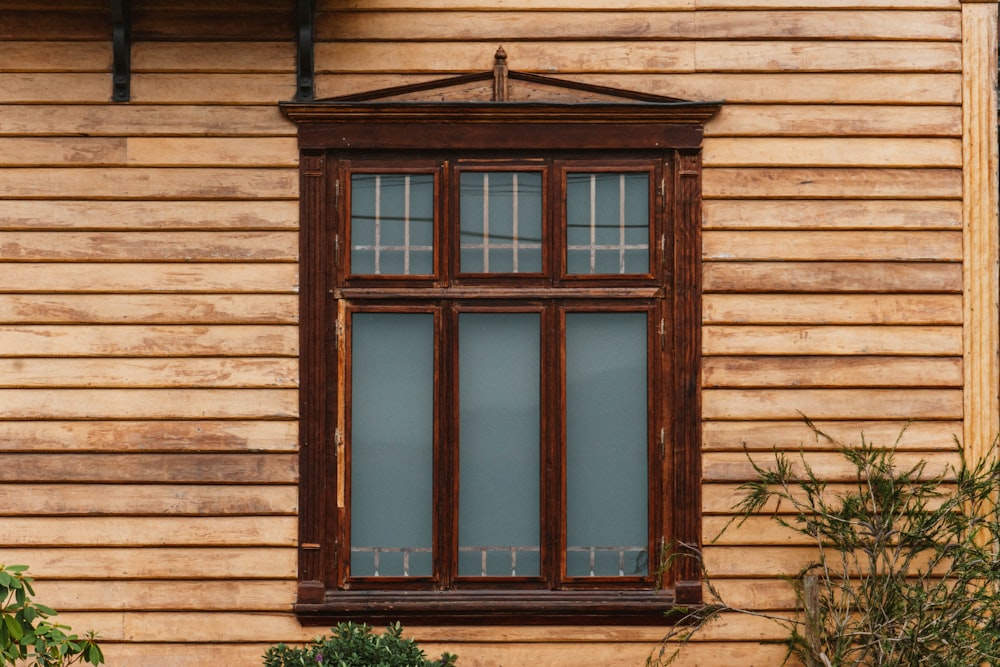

{"left": 111, "top": 0, "right": 131, "bottom": 102}
{"left": 296, "top": 0, "right": 316, "bottom": 101}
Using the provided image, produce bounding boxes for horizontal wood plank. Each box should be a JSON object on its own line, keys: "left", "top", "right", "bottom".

{"left": 703, "top": 325, "right": 961, "bottom": 355}
{"left": 0, "top": 200, "right": 298, "bottom": 230}
{"left": 0, "top": 453, "right": 297, "bottom": 483}
{"left": 316, "top": 0, "right": 956, "bottom": 8}
{"left": 703, "top": 168, "right": 962, "bottom": 199}
{"left": 316, "top": 41, "right": 960, "bottom": 73}
{"left": 705, "top": 449, "right": 961, "bottom": 483}
{"left": 703, "top": 356, "right": 962, "bottom": 387}
{"left": 702, "top": 419, "right": 963, "bottom": 451}
{"left": 2, "top": 41, "right": 109, "bottom": 71}
{"left": 32, "top": 579, "right": 296, "bottom": 612}
{"left": 0, "top": 358, "right": 297, "bottom": 388}
{"left": 0, "top": 547, "right": 296, "bottom": 579}
{"left": 0, "top": 138, "right": 297, "bottom": 167}
{"left": 0, "top": 294, "right": 298, "bottom": 324}
{"left": 0, "top": 388, "right": 298, "bottom": 419}
{"left": 319, "top": 72, "right": 962, "bottom": 104}
{"left": 0, "top": 264, "right": 298, "bottom": 293}
{"left": 131, "top": 73, "right": 296, "bottom": 104}
{"left": 0, "top": 168, "right": 298, "bottom": 199}
{"left": 707, "top": 104, "right": 960, "bottom": 137}
{"left": 703, "top": 137, "right": 961, "bottom": 168}
{"left": 320, "top": 10, "right": 959, "bottom": 41}
{"left": 703, "top": 199, "right": 960, "bottom": 230}
{"left": 703, "top": 294, "right": 961, "bottom": 325}
{"left": 0, "top": 325, "right": 297, "bottom": 356}
{"left": 0, "top": 104, "right": 293, "bottom": 137}
{"left": 703, "top": 231, "right": 961, "bottom": 261}
{"left": 0, "top": 73, "right": 111, "bottom": 104}
{"left": 702, "top": 388, "right": 963, "bottom": 420}
{"left": 703, "top": 262, "right": 961, "bottom": 293}
{"left": 0, "top": 231, "right": 297, "bottom": 261}
{"left": 0, "top": 484, "right": 296, "bottom": 516}
{"left": 0, "top": 420, "right": 297, "bottom": 452}
{"left": 4, "top": 517, "right": 296, "bottom": 547}
{"left": 131, "top": 42, "right": 294, "bottom": 72}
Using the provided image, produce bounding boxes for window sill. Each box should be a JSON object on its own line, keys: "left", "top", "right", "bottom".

{"left": 295, "top": 588, "right": 687, "bottom": 625}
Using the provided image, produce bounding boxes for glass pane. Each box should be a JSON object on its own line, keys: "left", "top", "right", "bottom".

{"left": 460, "top": 172, "right": 542, "bottom": 274}
{"left": 458, "top": 313, "right": 541, "bottom": 577}
{"left": 350, "top": 312, "right": 434, "bottom": 577}
{"left": 351, "top": 174, "right": 434, "bottom": 276}
{"left": 565, "top": 312, "right": 648, "bottom": 577}
{"left": 566, "top": 173, "right": 650, "bottom": 275}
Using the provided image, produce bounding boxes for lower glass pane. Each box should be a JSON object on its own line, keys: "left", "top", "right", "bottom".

{"left": 350, "top": 312, "right": 434, "bottom": 577}
{"left": 565, "top": 312, "right": 648, "bottom": 577}
{"left": 458, "top": 313, "right": 541, "bottom": 576}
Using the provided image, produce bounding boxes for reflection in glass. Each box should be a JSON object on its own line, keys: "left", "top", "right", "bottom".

{"left": 565, "top": 312, "right": 648, "bottom": 577}
{"left": 351, "top": 174, "right": 434, "bottom": 275}
{"left": 458, "top": 313, "right": 541, "bottom": 576}
{"left": 567, "top": 173, "right": 649, "bottom": 275}
{"left": 460, "top": 172, "right": 542, "bottom": 273}
{"left": 350, "top": 312, "right": 434, "bottom": 576}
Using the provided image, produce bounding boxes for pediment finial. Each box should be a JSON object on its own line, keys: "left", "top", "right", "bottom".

{"left": 492, "top": 46, "right": 509, "bottom": 102}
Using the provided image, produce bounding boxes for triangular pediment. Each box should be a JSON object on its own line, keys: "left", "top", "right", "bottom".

{"left": 315, "top": 47, "right": 701, "bottom": 106}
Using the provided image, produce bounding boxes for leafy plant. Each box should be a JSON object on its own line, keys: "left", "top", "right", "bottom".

{"left": 0, "top": 564, "right": 104, "bottom": 667}
{"left": 650, "top": 423, "right": 1000, "bottom": 666}
{"left": 262, "top": 621, "right": 457, "bottom": 667}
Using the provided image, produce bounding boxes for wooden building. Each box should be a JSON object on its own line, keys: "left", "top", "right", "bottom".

{"left": 0, "top": 1, "right": 996, "bottom": 665}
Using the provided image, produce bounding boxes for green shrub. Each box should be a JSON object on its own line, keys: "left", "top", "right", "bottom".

{"left": 262, "top": 622, "right": 457, "bottom": 667}
{"left": 0, "top": 564, "right": 104, "bottom": 667}
{"left": 651, "top": 423, "right": 1000, "bottom": 667}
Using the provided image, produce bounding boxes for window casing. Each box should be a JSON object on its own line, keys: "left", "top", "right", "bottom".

{"left": 282, "top": 73, "right": 719, "bottom": 624}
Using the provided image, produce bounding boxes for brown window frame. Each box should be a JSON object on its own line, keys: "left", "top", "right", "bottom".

{"left": 282, "top": 88, "right": 719, "bottom": 625}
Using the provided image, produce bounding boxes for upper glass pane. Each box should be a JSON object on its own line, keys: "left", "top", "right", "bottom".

{"left": 460, "top": 172, "right": 543, "bottom": 274}
{"left": 565, "top": 312, "right": 648, "bottom": 577}
{"left": 351, "top": 174, "right": 434, "bottom": 276}
{"left": 458, "top": 313, "right": 541, "bottom": 577}
{"left": 566, "top": 173, "right": 650, "bottom": 275}
{"left": 350, "top": 312, "right": 435, "bottom": 577}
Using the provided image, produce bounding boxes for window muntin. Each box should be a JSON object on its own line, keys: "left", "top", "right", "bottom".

{"left": 566, "top": 172, "right": 650, "bottom": 276}
{"left": 349, "top": 172, "right": 436, "bottom": 277}
{"left": 459, "top": 171, "right": 544, "bottom": 274}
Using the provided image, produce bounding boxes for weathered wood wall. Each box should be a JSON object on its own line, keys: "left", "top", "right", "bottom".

{"left": 0, "top": 0, "right": 987, "bottom": 665}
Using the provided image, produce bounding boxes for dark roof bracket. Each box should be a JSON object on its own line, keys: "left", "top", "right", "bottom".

{"left": 111, "top": 0, "right": 131, "bottom": 102}
{"left": 296, "top": 0, "right": 316, "bottom": 102}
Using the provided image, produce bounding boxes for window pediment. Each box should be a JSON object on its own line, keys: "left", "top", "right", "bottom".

{"left": 281, "top": 48, "right": 721, "bottom": 150}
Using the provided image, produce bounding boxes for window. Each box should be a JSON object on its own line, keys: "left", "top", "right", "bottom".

{"left": 282, "top": 53, "right": 720, "bottom": 624}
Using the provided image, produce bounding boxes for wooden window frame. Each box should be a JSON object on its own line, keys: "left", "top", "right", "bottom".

{"left": 282, "top": 87, "right": 720, "bottom": 625}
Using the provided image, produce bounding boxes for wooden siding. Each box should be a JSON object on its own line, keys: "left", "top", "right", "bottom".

{"left": 0, "top": 0, "right": 991, "bottom": 665}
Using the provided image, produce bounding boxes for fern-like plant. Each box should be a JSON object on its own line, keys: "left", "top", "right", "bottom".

{"left": 651, "top": 423, "right": 1000, "bottom": 667}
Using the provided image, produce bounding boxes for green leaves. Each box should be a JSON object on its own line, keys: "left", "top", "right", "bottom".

{"left": 262, "top": 622, "right": 457, "bottom": 667}
{"left": 0, "top": 564, "right": 104, "bottom": 667}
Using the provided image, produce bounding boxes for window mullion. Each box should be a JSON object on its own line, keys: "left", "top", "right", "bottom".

{"left": 437, "top": 302, "right": 457, "bottom": 588}
{"left": 541, "top": 302, "right": 564, "bottom": 588}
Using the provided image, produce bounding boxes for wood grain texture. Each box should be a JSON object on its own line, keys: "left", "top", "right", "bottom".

{"left": 0, "top": 200, "right": 297, "bottom": 230}
{"left": 0, "top": 420, "right": 297, "bottom": 452}
{"left": 703, "top": 294, "right": 962, "bottom": 325}
{"left": 0, "top": 295, "right": 298, "bottom": 324}
{"left": 702, "top": 419, "right": 963, "bottom": 451}
{"left": 0, "top": 484, "right": 296, "bottom": 516}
